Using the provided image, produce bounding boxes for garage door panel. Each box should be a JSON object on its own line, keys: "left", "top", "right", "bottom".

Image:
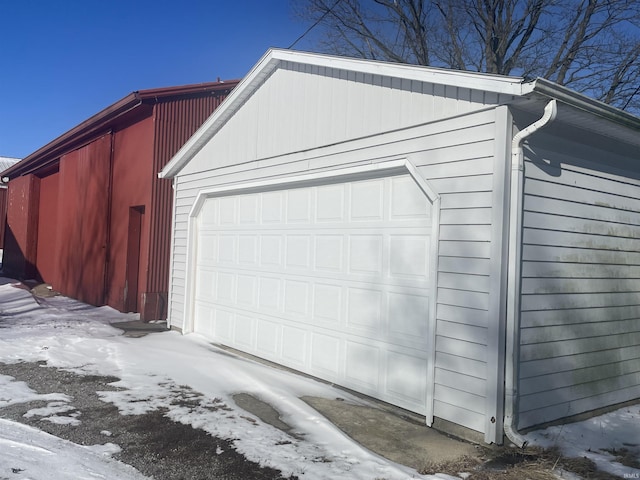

{"left": 316, "top": 184, "right": 345, "bottom": 221}
{"left": 311, "top": 333, "right": 341, "bottom": 378}
{"left": 389, "top": 235, "right": 430, "bottom": 280}
{"left": 350, "top": 180, "right": 384, "bottom": 220}
{"left": 345, "top": 340, "right": 381, "bottom": 391}
{"left": 238, "top": 235, "right": 258, "bottom": 265}
{"left": 213, "top": 308, "right": 233, "bottom": 342}
{"left": 236, "top": 275, "right": 256, "bottom": 307}
{"left": 234, "top": 314, "right": 255, "bottom": 349}
{"left": 219, "top": 197, "right": 236, "bottom": 224}
{"left": 238, "top": 195, "right": 258, "bottom": 224}
{"left": 216, "top": 272, "right": 235, "bottom": 304}
{"left": 201, "top": 200, "right": 219, "bottom": 226}
{"left": 287, "top": 189, "right": 311, "bottom": 222}
{"left": 388, "top": 292, "right": 429, "bottom": 341}
{"left": 282, "top": 326, "right": 307, "bottom": 366}
{"left": 283, "top": 280, "right": 310, "bottom": 316}
{"left": 261, "top": 192, "right": 283, "bottom": 223}
{"left": 386, "top": 349, "right": 428, "bottom": 406}
{"left": 199, "top": 234, "right": 218, "bottom": 263}
{"left": 260, "top": 236, "right": 283, "bottom": 266}
{"left": 314, "top": 235, "right": 344, "bottom": 271}
{"left": 258, "top": 277, "right": 281, "bottom": 311}
{"left": 348, "top": 235, "right": 383, "bottom": 274}
{"left": 194, "top": 304, "right": 213, "bottom": 337}
{"left": 195, "top": 268, "right": 215, "bottom": 300}
{"left": 312, "top": 283, "right": 342, "bottom": 323}
{"left": 346, "top": 287, "right": 383, "bottom": 334}
{"left": 218, "top": 235, "right": 236, "bottom": 264}
{"left": 193, "top": 174, "right": 434, "bottom": 415}
{"left": 286, "top": 235, "right": 311, "bottom": 268}
{"left": 256, "top": 318, "right": 279, "bottom": 356}
{"left": 390, "top": 175, "right": 431, "bottom": 219}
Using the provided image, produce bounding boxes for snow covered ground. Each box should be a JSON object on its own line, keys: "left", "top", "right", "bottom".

{"left": 0, "top": 278, "right": 638, "bottom": 479}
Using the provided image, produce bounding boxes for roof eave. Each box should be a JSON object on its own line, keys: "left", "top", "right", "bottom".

{"left": 136, "top": 80, "right": 240, "bottom": 100}
{"left": 524, "top": 77, "right": 640, "bottom": 131}
{"left": 5, "top": 80, "right": 242, "bottom": 179}
{"left": 3, "top": 92, "right": 142, "bottom": 178}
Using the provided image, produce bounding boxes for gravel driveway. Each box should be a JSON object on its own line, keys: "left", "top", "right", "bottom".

{"left": 0, "top": 361, "right": 296, "bottom": 480}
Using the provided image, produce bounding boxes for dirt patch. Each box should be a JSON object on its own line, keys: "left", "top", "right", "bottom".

{"left": 0, "top": 361, "right": 296, "bottom": 480}
{"left": 602, "top": 447, "right": 640, "bottom": 470}
{"left": 420, "top": 446, "right": 622, "bottom": 480}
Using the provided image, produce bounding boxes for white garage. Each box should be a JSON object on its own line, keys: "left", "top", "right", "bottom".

{"left": 191, "top": 169, "right": 437, "bottom": 414}
{"left": 160, "top": 49, "right": 640, "bottom": 445}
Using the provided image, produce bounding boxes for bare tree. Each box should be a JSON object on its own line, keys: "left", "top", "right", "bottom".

{"left": 292, "top": 0, "right": 640, "bottom": 112}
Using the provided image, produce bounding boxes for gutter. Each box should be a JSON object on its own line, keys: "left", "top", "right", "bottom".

{"left": 504, "top": 99, "right": 557, "bottom": 448}
{"left": 527, "top": 78, "right": 640, "bottom": 130}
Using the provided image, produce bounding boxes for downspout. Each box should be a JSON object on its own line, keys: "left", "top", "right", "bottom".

{"left": 504, "top": 99, "right": 557, "bottom": 447}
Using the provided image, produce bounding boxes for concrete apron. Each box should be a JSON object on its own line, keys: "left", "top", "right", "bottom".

{"left": 112, "top": 319, "right": 169, "bottom": 337}
{"left": 233, "top": 393, "right": 479, "bottom": 471}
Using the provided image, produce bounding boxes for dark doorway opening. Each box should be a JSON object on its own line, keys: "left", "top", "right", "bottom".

{"left": 125, "top": 205, "right": 144, "bottom": 312}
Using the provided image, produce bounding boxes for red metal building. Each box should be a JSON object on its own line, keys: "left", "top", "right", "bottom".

{"left": 1, "top": 81, "right": 238, "bottom": 320}
{"left": 0, "top": 157, "right": 21, "bottom": 250}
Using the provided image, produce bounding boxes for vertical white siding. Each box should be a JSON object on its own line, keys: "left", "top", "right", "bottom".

{"left": 519, "top": 134, "right": 640, "bottom": 428}
{"left": 179, "top": 63, "right": 512, "bottom": 177}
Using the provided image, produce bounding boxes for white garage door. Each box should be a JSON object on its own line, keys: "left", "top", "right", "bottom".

{"left": 193, "top": 173, "right": 434, "bottom": 414}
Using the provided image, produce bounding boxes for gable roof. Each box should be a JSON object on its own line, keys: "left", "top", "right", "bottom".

{"left": 159, "top": 48, "right": 640, "bottom": 179}
{"left": 2, "top": 80, "right": 239, "bottom": 180}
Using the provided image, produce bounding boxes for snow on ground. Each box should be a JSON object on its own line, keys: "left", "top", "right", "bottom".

{"left": 0, "top": 278, "right": 638, "bottom": 479}
{"left": 0, "top": 279, "right": 434, "bottom": 480}
{"left": 527, "top": 405, "right": 640, "bottom": 478}
{"left": 0, "top": 418, "right": 148, "bottom": 480}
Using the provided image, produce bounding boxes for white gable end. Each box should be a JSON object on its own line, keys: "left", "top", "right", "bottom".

{"left": 178, "top": 59, "right": 516, "bottom": 177}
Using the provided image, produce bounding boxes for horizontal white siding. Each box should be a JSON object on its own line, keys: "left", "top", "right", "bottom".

{"left": 168, "top": 86, "right": 501, "bottom": 434}
{"left": 518, "top": 136, "right": 640, "bottom": 429}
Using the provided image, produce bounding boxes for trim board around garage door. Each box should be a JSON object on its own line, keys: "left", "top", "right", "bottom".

{"left": 182, "top": 159, "right": 441, "bottom": 420}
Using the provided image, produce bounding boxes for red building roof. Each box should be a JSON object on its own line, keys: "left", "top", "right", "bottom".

{"left": 2, "top": 80, "right": 239, "bottom": 179}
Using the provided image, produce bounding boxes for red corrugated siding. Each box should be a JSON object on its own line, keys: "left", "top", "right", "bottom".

{"left": 106, "top": 116, "right": 154, "bottom": 314}
{"left": 143, "top": 91, "right": 232, "bottom": 320}
{"left": 2, "top": 83, "right": 235, "bottom": 319}
{"left": 55, "top": 135, "right": 111, "bottom": 305}
{"left": 3, "top": 175, "right": 40, "bottom": 279}
{"left": 35, "top": 171, "right": 60, "bottom": 283}
{"left": 0, "top": 187, "right": 8, "bottom": 250}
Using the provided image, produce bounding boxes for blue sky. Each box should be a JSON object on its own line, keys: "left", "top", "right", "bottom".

{"left": 1, "top": 1, "right": 315, "bottom": 158}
